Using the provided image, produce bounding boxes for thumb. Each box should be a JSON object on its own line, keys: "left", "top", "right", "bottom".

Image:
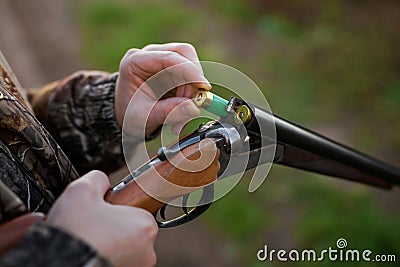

{"left": 78, "top": 170, "right": 111, "bottom": 199}
{"left": 149, "top": 97, "right": 200, "bottom": 127}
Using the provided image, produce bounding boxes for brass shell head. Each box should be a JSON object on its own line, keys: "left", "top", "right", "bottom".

{"left": 193, "top": 89, "right": 213, "bottom": 108}
{"left": 234, "top": 105, "right": 252, "bottom": 125}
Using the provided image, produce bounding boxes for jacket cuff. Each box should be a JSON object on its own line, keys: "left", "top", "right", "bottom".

{"left": 79, "top": 72, "right": 123, "bottom": 166}
{"left": 46, "top": 72, "right": 124, "bottom": 174}
{"left": 0, "top": 223, "right": 111, "bottom": 267}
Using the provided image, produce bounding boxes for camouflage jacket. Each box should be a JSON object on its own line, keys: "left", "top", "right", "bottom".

{"left": 0, "top": 59, "right": 126, "bottom": 267}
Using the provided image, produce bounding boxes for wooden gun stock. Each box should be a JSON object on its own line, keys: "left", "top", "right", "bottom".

{"left": 0, "top": 138, "right": 219, "bottom": 256}
{"left": 105, "top": 138, "right": 220, "bottom": 213}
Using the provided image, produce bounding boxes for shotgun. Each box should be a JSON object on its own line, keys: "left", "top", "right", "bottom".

{"left": 1, "top": 90, "right": 399, "bottom": 255}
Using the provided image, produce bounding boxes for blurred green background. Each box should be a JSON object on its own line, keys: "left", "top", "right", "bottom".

{"left": 76, "top": 0, "right": 400, "bottom": 266}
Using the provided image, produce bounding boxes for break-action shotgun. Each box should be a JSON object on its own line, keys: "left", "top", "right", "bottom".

{"left": 1, "top": 89, "right": 399, "bottom": 255}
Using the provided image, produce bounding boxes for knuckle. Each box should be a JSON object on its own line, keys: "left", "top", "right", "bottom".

{"left": 65, "top": 179, "right": 92, "bottom": 196}
{"left": 88, "top": 170, "right": 107, "bottom": 180}
{"left": 146, "top": 251, "right": 157, "bottom": 267}
{"left": 160, "top": 106, "right": 172, "bottom": 122}
{"left": 119, "top": 57, "right": 130, "bottom": 74}
{"left": 138, "top": 210, "right": 158, "bottom": 234}
{"left": 146, "top": 222, "right": 158, "bottom": 238}
{"left": 160, "top": 50, "right": 179, "bottom": 61}
{"left": 126, "top": 48, "right": 139, "bottom": 55}
{"left": 174, "top": 43, "right": 195, "bottom": 53}
{"left": 65, "top": 171, "right": 106, "bottom": 197}
{"left": 142, "top": 44, "right": 156, "bottom": 50}
{"left": 120, "top": 50, "right": 141, "bottom": 73}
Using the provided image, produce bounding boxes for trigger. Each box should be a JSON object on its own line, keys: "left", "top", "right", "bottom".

{"left": 160, "top": 205, "right": 167, "bottom": 220}
{"left": 182, "top": 194, "right": 190, "bottom": 215}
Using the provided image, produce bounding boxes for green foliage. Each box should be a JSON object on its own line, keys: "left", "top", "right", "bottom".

{"left": 202, "top": 177, "right": 278, "bottom": 265}
{"left": 258, "top": 15, "right": 302, "bottom": 40}
{"left": 78, "top": 0, "right": 201, "bottom": 70}
{"left": 292, "top": 175, "right": 400, "bottom": 267}
{"left": 206, "top": 0, "right": 257, "bottom": 23}
{"left": 205, "top": 183, "right": 273, "bottom": 242}
{"left": 383, "top": 80, "right": 400, "bottom": 113}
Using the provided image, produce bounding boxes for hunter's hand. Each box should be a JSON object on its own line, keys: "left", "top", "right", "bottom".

{"left": 46, "top": 171, "right": 158, "bottom": 267}
{"left": 115, "top": 43, "right": 211, "bottom": 136}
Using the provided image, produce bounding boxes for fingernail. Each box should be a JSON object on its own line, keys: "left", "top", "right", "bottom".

{"left": 204, "top": 79, "right": 212, "bottom": 86}
{"left": 182, "top": 101, "right": 199, "bottom": 118}
{"left": 201, "top": 76, "right": 212, "bottom": 89}
{"left": 203, "top": 77, "right": 211, "bottom": 85}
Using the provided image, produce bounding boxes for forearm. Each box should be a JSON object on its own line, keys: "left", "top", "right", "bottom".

{"left": 27, "top": 71, "right": 125, "bottom": 175}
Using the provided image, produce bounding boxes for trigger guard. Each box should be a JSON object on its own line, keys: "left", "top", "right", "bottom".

{"left": 155, "top": 203, "right": 212, "bottom": 228}
{"left": 155, "top": 184, "right": 214, "bottom": 228}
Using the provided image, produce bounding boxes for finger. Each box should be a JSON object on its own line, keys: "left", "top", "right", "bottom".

{"left": 176, "top": 86, "right": 185, "bottom": 97}
{"left": 175, "top": 84, "right": 195, "bottom": 98}
{"left": 171, "top": 122, "right": 187, "bottom": 135}
{"left": 125, "top": 48, "right": 140, "bottom": 57}
{"left": 143, "top": 43, "right": 202, "bottom": 71}
{"left": 119, "top": 205, "right": 158, "bottom": 230}
{"left": 184, "top": 84, "right": 195, "bottom": 98}
{"left": 122, "top": 50, "right": 211, "bottom": 97}
{"left": 143, "top": 43, "right": 212, "bottom": 93}
{"left": 78, "top": 170, "right": 111, "bottom": 199}
{"left": 149, "top": 98, "right": 200, "bottom": 127}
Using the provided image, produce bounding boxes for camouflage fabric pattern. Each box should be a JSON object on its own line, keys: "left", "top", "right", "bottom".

{"left": 0, "top": 66, "right": 124, "bottom": 221}
{"left": 0, "top": 60, "right": 125, "bottom": 267}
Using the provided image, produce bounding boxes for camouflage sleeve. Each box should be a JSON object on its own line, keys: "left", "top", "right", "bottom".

{"left": 27, "top": 71, "right": 125, "bottom": 175}
{"left": 0, "top": 223, "right": 111, "bottom": 267}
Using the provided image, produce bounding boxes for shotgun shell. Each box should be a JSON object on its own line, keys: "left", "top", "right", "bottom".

{"left": 193, "top": 89, "right": 230, "bottom": 118}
